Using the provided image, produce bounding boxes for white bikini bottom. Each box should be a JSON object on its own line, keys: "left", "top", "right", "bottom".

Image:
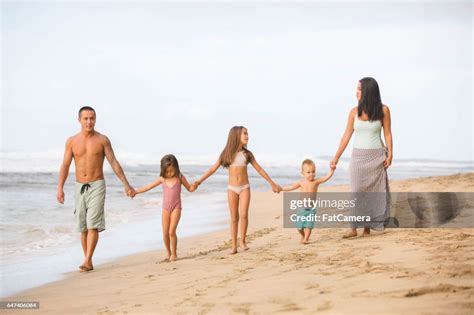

{"left": 227, "top": 184, "right": 250, "bottom": 195}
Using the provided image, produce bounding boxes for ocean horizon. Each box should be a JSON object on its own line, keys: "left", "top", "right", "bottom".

{"left": 1, "top": 150, "right": 473, "bottom": 173}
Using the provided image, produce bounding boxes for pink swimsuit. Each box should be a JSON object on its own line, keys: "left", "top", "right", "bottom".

{"left": 162, "top": 177, "right": 182, "bottom": 212}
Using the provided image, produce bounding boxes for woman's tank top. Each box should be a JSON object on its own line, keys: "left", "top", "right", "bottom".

{"left": 353, "top": 117, "right": 383, "bottom": 149}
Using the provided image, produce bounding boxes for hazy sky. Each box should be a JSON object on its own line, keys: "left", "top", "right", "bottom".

{"left": 2, "top": 1, "right": 472, "bottom": 161}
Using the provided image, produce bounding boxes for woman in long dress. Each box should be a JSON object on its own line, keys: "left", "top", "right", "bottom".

{"left": 330, "top": 77, "right": 393, "bottom": 238}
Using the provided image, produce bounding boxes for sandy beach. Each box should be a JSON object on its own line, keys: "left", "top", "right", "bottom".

{"left": 4, "top": 173, "right": 474, "bottom": 314}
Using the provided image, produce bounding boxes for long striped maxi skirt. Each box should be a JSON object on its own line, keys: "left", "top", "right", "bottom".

{"left": 349, "top": 147, "right": 391, "bottom": 230}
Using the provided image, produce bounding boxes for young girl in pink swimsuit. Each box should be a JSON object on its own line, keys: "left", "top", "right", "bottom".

{"left": 135, "top": 154, "right": 196, "bottom": 262}
{"left": 194, "top": 126, "right": 281, "bottom": 254}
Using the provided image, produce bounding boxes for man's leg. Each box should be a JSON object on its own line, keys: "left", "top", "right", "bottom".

{"left": 75, "top": 183, "right": 89, "bottom": 271}
{"left": 81, "top": 230, "right": 88, "bottom": 257}
{"left": 81, "top": 229, "right": 98, "bottom": 270}
{"left": 81, "top": 179, "right": 105, "bottom": 271}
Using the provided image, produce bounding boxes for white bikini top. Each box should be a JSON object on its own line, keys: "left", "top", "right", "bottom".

{"left": 230, "top": 151, "right": 247, "bottom": 167}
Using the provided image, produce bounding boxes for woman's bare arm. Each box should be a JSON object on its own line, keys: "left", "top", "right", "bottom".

{"left": 331, "top": 107, "right": 356, "bottom": 167}
{"left": 382, "top": 105, "right": 393, "bottom": 167}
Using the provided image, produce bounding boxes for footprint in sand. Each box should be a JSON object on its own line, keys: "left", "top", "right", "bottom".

{"left": 351, "top": 290, "right": 374, "bottom": 298}
{"left": 233, "top": 303, "right": 251, "bottom": 314}
{"left": 305, "top": 283, "right": 320, "bottom": 290}
{"left": 455, "top": 233, "right": 474, "bottom": 241}
{"left": 278, "top": 302, "right": 303, "bottom": 312}
{"left": 361, "top": 261, "right": 398, "bottom": 273}
{"left": 145, "top": 274, "right": 156, "bottom": 280}
{"left": 319, "top": 289, "right": 332, "bottom": 295}
{"left": 403, "top": 283, "right": 473, "bottom": 297}
{"left": 268, "top": 297, "right": 302, "bottom": 312}
{"left": 317, "top": 300, "right": 333, "bottom": 311}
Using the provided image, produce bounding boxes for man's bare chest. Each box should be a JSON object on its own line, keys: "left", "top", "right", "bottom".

{"left": 72, "top": 140, "right": 104, "bottom": 159}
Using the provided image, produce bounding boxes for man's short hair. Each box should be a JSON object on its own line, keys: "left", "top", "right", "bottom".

{"left": 78, "top": 106, "right": 96, "bottom": 118}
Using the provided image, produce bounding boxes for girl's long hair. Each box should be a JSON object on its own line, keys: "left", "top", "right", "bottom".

{"left": 160, "top": 154, "right": 181, "bottom": 178}
{"left": 219, "top": 126, "right": 253, "bottom": 168}
{"left": 358, "top": 77, "right": 384, "bottom": 122}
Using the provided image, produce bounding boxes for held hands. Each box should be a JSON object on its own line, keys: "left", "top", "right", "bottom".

{"left": 330, "top": 158, "right": 338, "bottom": 170}
{"left": 191, "top": 181, "right": 201, "bottom": 192}
{"left": 126, "top": 185, "right": 137, "bottom": 199}
{"left": 272, "top": 184, "right": 282, "bottom": 194}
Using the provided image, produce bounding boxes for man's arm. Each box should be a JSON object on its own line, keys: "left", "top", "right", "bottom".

{"left": 103, "top": 136, "right": 134, "bottom": 196}
{"left": 57, "top": 137, "right": 73, "bottom": 204}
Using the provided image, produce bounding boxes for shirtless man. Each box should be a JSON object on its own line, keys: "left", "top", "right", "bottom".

{"left": 57, "top": 106, "right": 136, "bottom": 272}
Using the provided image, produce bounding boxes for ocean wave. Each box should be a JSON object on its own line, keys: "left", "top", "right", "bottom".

{"left": 1, "top": 151, "right": 472, "bottom": 173}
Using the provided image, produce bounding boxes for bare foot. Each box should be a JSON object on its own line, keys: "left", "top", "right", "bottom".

{"left": 239, "top": 243, "right": 250, "bottom": 251}
{"left": 230, "top": 247, "right": 238, "bottom": 255}
{"left": 79, "top": 264, "right": 93, "bottom": 272}
{"left": 300, "top": 235, "right": 305, "bottom": 244}
{"left": 303, "top": 240, "right": 310, "bottom": 245}
{"left": 169, "top": 255, "right": 177, "bottom": 262}
{"left": 362, "top": 228, "right": 371, "bottom": 236}
{"left": 342, "top": 230, "right": 357, "bottom": 239}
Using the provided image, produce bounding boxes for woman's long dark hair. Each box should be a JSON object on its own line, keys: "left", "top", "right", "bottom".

{"left": 160, "top": 154, "right": 181, "bottom": 178}
{"left": 219, "top": 126, "right": 253, "bottom": 168}
{"left": 358, "top": 77, "right": 384, "bottom": 121}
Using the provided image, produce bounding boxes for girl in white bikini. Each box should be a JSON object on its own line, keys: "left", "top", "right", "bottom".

{"left": 194, "top": 126, "right": 281, "bottom": 254}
